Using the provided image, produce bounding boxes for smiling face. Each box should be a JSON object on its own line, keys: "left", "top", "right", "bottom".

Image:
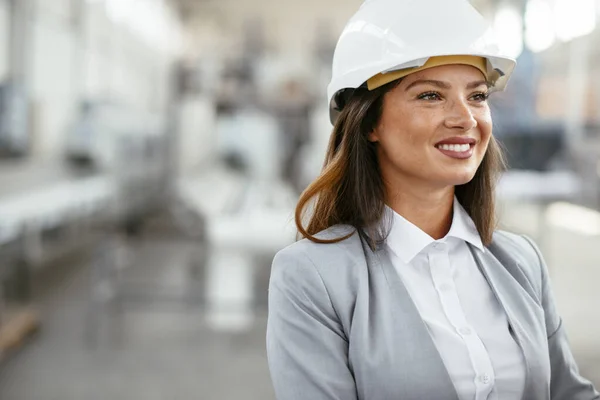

{"left": 369, "top": 64, "right": 493, "bottom": 195}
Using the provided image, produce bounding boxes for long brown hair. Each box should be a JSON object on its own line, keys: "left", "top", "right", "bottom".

{"left": 295, "top": 80, "right": 506, "bottom": 249}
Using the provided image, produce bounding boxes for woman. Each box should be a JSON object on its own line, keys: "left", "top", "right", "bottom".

{"left": 266, "top": 0, "right": 600, "bottom": 399}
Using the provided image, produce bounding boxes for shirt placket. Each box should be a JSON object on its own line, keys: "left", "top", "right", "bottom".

{"left": 428, "top": 242, "right": 496, "bottom": 400}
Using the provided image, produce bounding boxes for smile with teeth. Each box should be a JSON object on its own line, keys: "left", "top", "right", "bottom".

{"left": 436, "top": 143, "right": 471, "bottom": 152}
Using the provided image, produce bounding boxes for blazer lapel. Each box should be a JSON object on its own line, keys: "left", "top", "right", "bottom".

{"left": 373, "top": 246, "right": 460, "bottom": 400}
{"left": 469, "top": 244, "right": 549, "bottom": 399}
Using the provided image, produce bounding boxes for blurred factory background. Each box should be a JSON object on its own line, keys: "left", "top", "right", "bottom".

{"left": 0, "top": 0, "right": 598, "bottom": 398}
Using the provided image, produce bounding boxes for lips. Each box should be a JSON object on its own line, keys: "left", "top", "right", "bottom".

{"left": 435, "top": 137, "right": 476, "bottom": 159}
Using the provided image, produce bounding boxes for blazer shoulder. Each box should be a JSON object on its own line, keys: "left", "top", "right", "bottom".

{"left": 270, "top": 224, "right": 365, "bottom": 290}
{"left": 492, "top": 229, "right": 543, "bottom": 267}
{"left": 491, "top": 229, "right": 545, "bottom": 294}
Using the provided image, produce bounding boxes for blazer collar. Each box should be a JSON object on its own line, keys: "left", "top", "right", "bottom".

{"left": 373, "top": 245, "right": 461, "bottom": 400}
{"left": 468, "top": 243, "right": 550, "bottom": 400}
{"left": 372, "top": 235, "right": 548, "bottom": 400}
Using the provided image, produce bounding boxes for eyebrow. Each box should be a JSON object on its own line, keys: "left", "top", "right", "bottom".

{"left": 404, "top": 79, "right": 489, "bottom": 91}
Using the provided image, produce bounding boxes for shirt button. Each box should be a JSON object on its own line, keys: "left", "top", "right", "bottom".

{"left": 438, "top": 283, "right": 453, "bottom": 292}
{"left": 458, "top": 327, "right": 472, "bottom": 335}
{"left": 479, "top": 374, "right": 491, "bottom": 384}
{"left": 432, "top": 242, "right": 446, "bottom": 251}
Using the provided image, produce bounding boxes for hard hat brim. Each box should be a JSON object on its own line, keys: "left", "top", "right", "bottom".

{"left": 366, "top": 55, "right": 489, "bottom": 91}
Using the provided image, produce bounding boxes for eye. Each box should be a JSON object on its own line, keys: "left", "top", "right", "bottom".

{"left": 417, "top": 91, "right": 442, "bottom": 101}
{"left": 470, "top": 92, "right": 489, "bottom": 102}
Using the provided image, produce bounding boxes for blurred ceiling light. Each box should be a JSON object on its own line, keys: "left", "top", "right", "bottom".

{"left": 493, "top": 5, "right": 524, "bottom": 59}
{"left": 106, "top": 0, "right": 136, "bottom": 23}
{"left": 554, "top": 0, "right": 596, "bottom": 42}
{"left": 547, "top": 202, "right": 600, "bottom": 236}
{"left": 105, "top": 0, "right": 182, "bottom": 55}
{"left": 524, "top": 0, "right": 555, "bottom": 52}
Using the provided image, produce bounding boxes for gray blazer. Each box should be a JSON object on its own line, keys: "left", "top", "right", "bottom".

{"left": 266, "top": 225, "right": 599, "bottom": 400}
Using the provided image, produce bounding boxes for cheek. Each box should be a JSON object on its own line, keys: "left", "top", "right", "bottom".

{"left": 375, "top": 108, "right": 443, "bottom": 173}
{"left": 376, "top": 126, "right": 431, "bottom": 172}
{"left": 378, "top": 107, "right": 434, "bottom": 147}
{"left": 478, "top": 108, "right": 493, "bottom": 135}
{"left": 376, "top": 126, "right": 423, "bottom": 164}
{"left": 477, "top": 114, "right": 493, "bottom": 149}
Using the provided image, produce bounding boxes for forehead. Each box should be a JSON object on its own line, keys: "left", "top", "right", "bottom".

{"left": 399, "top": 64, "right": 487, "bottom": 87}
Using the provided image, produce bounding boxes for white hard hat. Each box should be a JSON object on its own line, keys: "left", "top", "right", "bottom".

{"left": 327, "top": 0, "right": 517, "bottom": 124}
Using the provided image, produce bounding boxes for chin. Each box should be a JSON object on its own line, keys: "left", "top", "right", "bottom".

{"left": 442, "top": 170, "right": 478, "bottom": 186}
{"left": 453, "top": 177, "right": 476, "bottom": 186}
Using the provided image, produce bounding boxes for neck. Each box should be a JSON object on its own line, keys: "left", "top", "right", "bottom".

{"left": 385, "top": 182, "right": 455, "bottom": 240}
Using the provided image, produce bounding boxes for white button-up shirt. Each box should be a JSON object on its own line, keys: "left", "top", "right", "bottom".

{"left": 385, "top": 198, "right": 526, "bottom": 400}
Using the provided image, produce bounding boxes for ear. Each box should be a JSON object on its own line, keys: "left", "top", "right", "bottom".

{"left": 368, "top": 129, "right": 379, "bottom": 143}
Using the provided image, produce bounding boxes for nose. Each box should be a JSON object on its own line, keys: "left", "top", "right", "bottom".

{"left": 443, "top": 98, "right": 477, "bottom": 131}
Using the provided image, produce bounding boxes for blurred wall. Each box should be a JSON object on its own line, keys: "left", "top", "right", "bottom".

{"left": 83, "top": 1, "right": 177, "bottom": 113}
{"left": 176, "top": 94, "right": 216, "bottom": 173}
{"left": 29, "top": 0, "right": 78, "bottom": 158}
{"left": 0, "top": 0, "right": 8, "bottom": 82}
{"left": 2, "top": 0, "right": 181, "bottom": 161}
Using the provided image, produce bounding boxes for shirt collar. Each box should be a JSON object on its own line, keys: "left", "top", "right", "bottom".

{"left": 385, "top": 196, "right": 484, "bottom": 264}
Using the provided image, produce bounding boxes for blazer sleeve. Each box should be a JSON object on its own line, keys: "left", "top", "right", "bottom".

{"left": 521, "top": 235, "right": 600, "bottom": 400}
{"left": 266, "top": 246, "right": 358, "bottom": 400}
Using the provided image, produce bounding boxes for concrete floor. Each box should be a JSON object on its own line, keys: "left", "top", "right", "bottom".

{"left": 0, "top": 224, "right": 275, "bottom": 400}
{"left": 0, "top": 203, "right": 599, "bottom": 399}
